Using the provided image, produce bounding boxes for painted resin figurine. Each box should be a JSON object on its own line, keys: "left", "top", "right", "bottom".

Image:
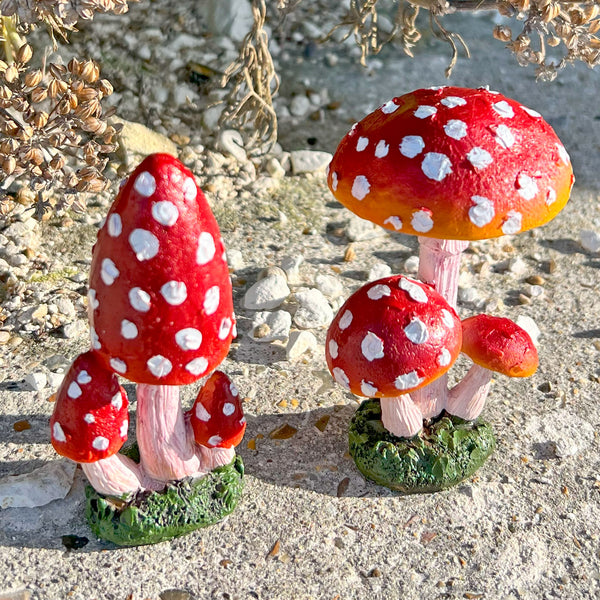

{"left": 49, "top": 153, "right": 245, "bottom": 545}
{"left": 325, "top": 86, "right": 573, "bottom": 492}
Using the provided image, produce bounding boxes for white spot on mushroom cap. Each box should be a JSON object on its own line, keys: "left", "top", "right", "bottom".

{"left": 361, "top": 380, "right": 378, "bottom": 396}
{"left": 223, "top": 402, "right": 235, "bottom": 416}
{"left": 107, "top": 213, "right": 122, "bottom": 237}
{"left": 492, "top": 100, "right": 514, "bottom": 118}
{"left": 441, "top": 96, "right": 467, "bottom": 108}
{"left": 332, "top": 367, "right": 350, "bottom": 389}
{"left": 152, "top": 201, "right": 179, "bottom": 226}
{"left": 129, "top": 287, "right": 151, "bottom": 312}
{"left": 411, "top": 210, "right": 434, "bottom": 233}
{"left": 437, "top": 348, "right": 452, "bottom": 366}
{"left": 404, "top": 318, "right": 429, "bottom": 344}
{"left": 422, "top": 152, "right": 452, "bottom": 181}
{"left": 111, "top": 392, "right": 123, "bottom": 410}
{"left": 197, "top": 232, "right": 216, "bottom": 265}
{"left": 356, "top": 137, "right": 369, "bottom": 152}
{"left": 121, "top": 319, "right": 138, "bottom": 340}
{"left": 399, "top": 278, "right": 428, "bottom": 303}
{"left": 147, "top": 355, "right": 172, "bottom": 378}
{"left": 204, "top": 286, "right": 220, "bottom": 315}
{"left": 207, "top": 435, "right": 222, "bottom": 447}
{"left": 90, "top": 327, "right": 101, "bottom": 350}
{"left": 351, "top": 175, "right": 370, "bottom": 200}
{"left": 182, "top": 177, "right": 197, "bottom": 201}
{"left": 502, "top": 210, "right": 522, "bottom": 235}
{"left": 517, "top": 173, "right": 539, "bottom": 200}
{"left": 375, "top": 140, "right": 389, "bottom": 158}
{"left": 331, "top": 172, "right": 338, "bottom": 191}
{"left": 414, "top": 105, "right": 437, "bottom": 119}
{"left": 133, "top": 171, "right": 156, "bottom": 197}
{"left": 400, "top": 136, "right": 425, "bottom": 159}
{"left": 84, "top": 413, "right": 95, "bottom": 424}
{"left": 441, "top": 309, "right": 455, "bottom": 328}
{"left": 444, "top": 120, "right": 467, "bottom": 140}
{"left": 129, "top": 229, "right": 159, "bottom": 261}
{"left": 328, "top": 339, "right": 339, "bottom": 359}
{"left": 92, "top": 436, "right": 110, "bottom": 451}
{"left": 52, "top": 422, "right": 66, "bottom": 442}
{"left": 469, "top": 195, "right": 495, "bottom": 228}
{"left": 67, "top": 382, "right": 82, "bottom": 399}
{"left": 361, "top": 331, "right": 385, "bottom": 361}
{"left": 467, "top": 147, "right": 493, "bottom": 170}
{"left": 120, "top": 420, "right": 128, "bottom": 438}
{"left": 176, "top": 328, "right": 203, "bottom": 351}
{"left": 546, "top": 188, "right": 557, "bottom": 206}
{"left": 77, "top": 371, "right": 92, "bottom": 385}
{"left": 367, "top": 284, "right": 391, "bottom": 300}
{"left": 186, "top": 357, "right": 208, "bottom": 376}
{"left": 101, "top": 258, "right": 119, "bottom": 285}
{"left": 395, "top": 370, "right": 424, "bottom": 390}
{"left": 230, "top": 383, "right": 239, "bottom": 397}
{"left": 110, "top": 358, "right": 127, "bottom": 374}
{"left": 521, "top": 105, "right": 541, "bottom": 118}
{"left": 88, "top": 289, "right": 99, "bottom": 310}
{"left": 556, "top": 143, "right": 570, "bottom": 165}
{"left": 495, "top": 124, "right": 515, "bottom": 149}
{"left": 339, "top": 310, "right": 353, "bottom": 330}
{"left": 381, "top": 100, "right": 399, "bottom": 114}
{"left": 219, "top": 318, "right": 233, "bottom": 340}
{"left": 195, "top": 403, "right": 211, "bottom": 422}
{"left": 161, "top": 281, "right": 187, "bottom": 306}
{"left": 383, "top": 216, "right": 402, "bottom": 231}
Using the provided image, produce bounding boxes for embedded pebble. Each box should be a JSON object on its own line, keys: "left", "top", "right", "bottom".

{"left": 249, "top": 310, "right": 292, "bottom": 343}
{"left": 217, "top": 129, "right": 247, "bottom": 163}
{"left": 226, "top": 249, "right": 245, "bottom": 271}
{"left": 579, "top": 229, "right": 600, "bottom": 253}
{"left": 0, "top": 331, "right": 10, "bottom": 344}
{"left": 345, "top": 214, "right": 384, "bottom": 242}
{"left": 315, "top": 273, "right": 344, "bottom": 299}
{"left": 56, "top": 297, "right": 76, "bottom": 318}
{"left": 508, "top": 257, "right": 528, "bottom": 275}
{"left": 293, "top": 288, "right": 334, "bottom": 329}
{"left": 47, "top": 372, "right": 65, "bottom": 389}
{"left": 61, "top": 320, "right": 87, "bottom": 339}
{"left": 458, "top": 287, "right": 481, "bottom": 304}
{"left": 265, "top": 157, "right": 286, "bottom": 179}
{"left": 523, "top": 284, "right": 544, "bottom": 298}
{"left": 404, "top": 256, "right": 420, "bottom": 273}
{"left": 368, "top": 263, "right": 392, "bottom": 281}
{"left": 24, "top": 371, "right": 47, "bottom": 392}
{"left": 526, "top": 410, "right": 595, "bottom": 458}
{"left": 286, "top": 330, "right": 318, "bottom": 360}
{"left": 290, "top": 150, "right": 333, "bottom": 174}
{"left": 280, "top": 255, "right": 304, "bottom": 284}
{"left": 243, "top": 273, "right": 291, "bottom": 310}
{"left": 516, "top": 315, "right": 541, "bottom": 346}
{"left": 290, "top": 95, "right": 312, "bottom": 117}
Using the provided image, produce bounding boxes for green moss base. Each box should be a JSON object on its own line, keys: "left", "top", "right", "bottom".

{"left": 85, "top": 456, "right": 244, "bottom": 546}
{"left": 349, "top": 400, "right": 496, "bottom": 493}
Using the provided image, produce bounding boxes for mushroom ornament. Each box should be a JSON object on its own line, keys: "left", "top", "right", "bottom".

{"left": 326, "top": 87, "right": 571, "bottom": 491}
{"left": 49, "top": 154, "right": 245, "bottom": 546}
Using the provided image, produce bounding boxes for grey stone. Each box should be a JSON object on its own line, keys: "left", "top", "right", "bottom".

{"left": 226, "top": 249, "right": 245, "bottom": 271}
{"left": 280, "top": 255, "right": 304, "bottom": 284}
{"left": 345, "top": 214, "right": 384, "bottom": 242}
{"left": 61, "top": 320, "right": 87, "bottom": 339}
{"left": 290, "top": 150, "right": 333, "bottom": 174}
{"left": 24, "top": 371, "right": 47, "bottom": 392}
{"left": 243, "top": 274, "right": 291, "bottom": 310}
{"left": 202, "top": 104, "right": 224, "bottom": 131}
{"left": 205, "top": 0, "right": 253, "bottom": 41}
{"left": 248, "top": 310, "right": 292, "bottom": 343}
{"left": 290, "top": 95, "right": 312, "bottom": 117}
{"left": 55, "top": 297, "right": 76, "bottom": 318}
{"left": 47, "top": 372, "right": 65, "bottom": 389}
{"left": 404, "top": 255, "right": 420, "bottom": 273}
{"left": 286, "top": 330, "right": 318, "bottom": 360}
{"left": 315, "top": 273, "right": 344, "bottom": 299}
{"left": 526, "top": 410, "right": 595, "bottom": 458}
{"left": 368, "top": 263, "right": 392, "bottom": 281}
{"left": 265, "top": 157, "right": 286, "bottom": 179}
{"left": 580, "top": 229, "right": 600, "bottom": 252}
{"left": 293, "top": 288, "right": 334, "bottom": 329}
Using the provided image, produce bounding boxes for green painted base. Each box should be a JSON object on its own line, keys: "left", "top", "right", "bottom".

{"left": 85, "top": 455, "right": 244, "bottom": 546}
{"left": 349, "top": 399, "right": 496, "bottom": 493}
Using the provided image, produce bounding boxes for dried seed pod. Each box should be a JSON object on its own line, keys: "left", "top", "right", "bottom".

{"left": 97, "top": 79, "right": 113, "bottom": 95}
{"left": 30, "top": 86, "right": 48, "bottom": 103}
{"left": 48, "top": 78, "right": 68, "bottom": 98}
{"left": 82, "top": 117, "right": 106, "bottom": 135}
{"left": 589, "top": 20, "right": 600, "bottom": 35}
{"left": 583, "top": 5, "right": 599, "bottom": 22}
{"left": 80, "top": 61, "right": 99, "bottom": 83}
{"left": 49, "top": 63, "right": 67, "bottom": 78}
{"left": 76, "top": 87, "right": 99, "bottom": 101}
{"left": 24, "top": 69, "right": 43, "bottom": 88}
{"left": 31, "top": 111, "right": 49, "bottom": 128}
{"left": 547, "top": 35, "right": 561, "bottom": 47}
{"left": 4, "top": 65, "right": 18, "bottom": 84}
{"left": 75, "top": 99, "right": 100, "bottom": 120}
{"left": 2, "top": 156, "right": 17, "bottom": 175}
{"left": 493, "top": 25, "right": 512, "bottom": 42}
{"left": 23, "top": 147, "right": 45, "bottom": 166}
{"left": 542, "top": 3, "right": 560, "bottom": 22}
{"left": 68, "top": 58, "right": 81, "bottom": 75}
{"left": 0, "top": 85, "right": 12, "bottom": 100}
{"left": 0, "top": 139, "right": 18, "bottom": 154}
{"left": 16, "top": 44, "right": 33, "bottom": 64}
{"left": 49, "top": 155, "right": 66, "bottom": 171}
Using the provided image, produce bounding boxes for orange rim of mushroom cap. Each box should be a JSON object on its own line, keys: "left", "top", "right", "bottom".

{"left": 327, "top": 86, "right": 574, "bottom": 241}
{"left": 461, "top": 314, "right": 539, "bottom": 377}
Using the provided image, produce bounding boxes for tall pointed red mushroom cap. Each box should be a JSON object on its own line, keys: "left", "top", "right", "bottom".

{"left": 50, "top": 351, "right": 129, "bottom": 463}
{"left": 461, "top": 314, "right": 538, "bottom": 377}
{"left": 325, "top": 275, "right": 462, "bottom": 397}
{"left": 88, "top": 153, "right": 235, "bottom": 385}
{"left": 189, "top": 371, "right": 246, "bottom": 449}
{"left": 327, "top": 86, "right": 574, "bottom": 240}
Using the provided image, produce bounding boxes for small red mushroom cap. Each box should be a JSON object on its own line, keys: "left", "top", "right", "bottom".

{"left": 461, "top": 314, "right": 538, "bottom": 377}
{"left": 50, "top": 351, "right": 129, "bottom": 463}
{"left": 327, "top": 86, "right": 574, "bottom": 240}
{"left": 87, "top": 153, "right": 235, "bottom": 385}
{"left": 189, "top": 371, "right": 246, "bottom": 449}
{"left": 325, "top": 275, "right": 462, "bottom": 397}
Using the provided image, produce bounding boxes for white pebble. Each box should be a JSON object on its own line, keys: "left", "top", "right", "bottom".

{"left": 286, "top": 330, "right": 318, "bottom": 360}
{"left": 315, "top": 273, "right": 344, "bottom": 299}
{"left": 249, "top": 310, "right": 292, "bottom": 343}
{"left": 403, "top": 256, "right": 419, "bottom": 273}
{"left": 280, "top": 255, "right": 304, "bottom": 284}
{"left": 25, "top": 371, "right": 47, "bottom": 392}
{"left": 516, "top": 315, "right": 541, "bottom": 346}
{"left": 290, "top": 95, "right": 312, "bottom": 117}
{"left": 244, "top": 273, "right": 290, "bottom": 310}
{"left": 290, "top": 150, "right": 333, "bottom": 174}
{"left": 368, "top": 263, "right": 392, "bottom": 281}
{"left": 580, "top": 229, "right": 600, "bottom": 253}
{"left": 293, "top": 288, "right": 334, "bottom": 329}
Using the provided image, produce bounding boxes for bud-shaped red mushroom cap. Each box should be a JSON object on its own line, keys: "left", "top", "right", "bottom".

{"left": 461, "top": 314, "right": 538, "bottom": 377}
{"left": 50, "top": 351, "right": 129, "bottom": 463}
{"left": 88, "top": 153, "right": 235, "bottom": 385}
{"left": 327, "top": 86, "right": 574, "bottom": 241}
{"left": 326, "top": 275, "right": 462, "bottom": 397}
{"left": 189, "top": 371, "right": 246, "bottom": 449}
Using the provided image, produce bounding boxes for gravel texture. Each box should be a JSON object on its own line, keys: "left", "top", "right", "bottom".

{"left": 1, "top": 2, "right": 600, "bottom": 599}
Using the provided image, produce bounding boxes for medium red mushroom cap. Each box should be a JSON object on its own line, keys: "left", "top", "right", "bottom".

{"left": 327, "top": 86, "right": 574, "bottom": 240}
{"left": 461, "top": 314, "right": 538, "bottom": 377}
{"left": 88, "top": 153, "right": 235, "bottom": 385}
{"left": 50, "top": 351, "right": 129, "bottom": 463}
{"left": 189, "top": 371, "right": 246, "bottom": 449}
{"left": 325, "top": 275, "right": 462, "bottom": 397}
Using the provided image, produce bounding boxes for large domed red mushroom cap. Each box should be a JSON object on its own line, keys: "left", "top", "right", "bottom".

{"left": 88, "top": 153, "right": 235, "bottom": 385}
{"left": 189, "top": 371, "right": 246, "bottom": 449}
{"left": 461, "top": 314, "right": 538, "bottom": 377}
{"left": 50, "top": 351, "right": 129, "bottom": 463}
{"left": 327, "top": 86, "right": 574, "bottom": 241}
{"left": 325, "top": 275, "right": 462, "bottom": 397}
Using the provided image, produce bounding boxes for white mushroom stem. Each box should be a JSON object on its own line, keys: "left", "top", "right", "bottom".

{"left": 446, "top": 363, "right": 493, "bottom": 420}
{"left": 197, "top": 446, "right": 235, "bottom": 472}
{"left": 412, "top": 237, "right": 470, "bottom": 418}
{"left": 380, "top": 394, "right": 423, "bottom": 438}
{"left": 82, "top": 454, "right": 149, "bottom": 497}
{"left": 136, "top": 384, "right": 203, "bottom": 482}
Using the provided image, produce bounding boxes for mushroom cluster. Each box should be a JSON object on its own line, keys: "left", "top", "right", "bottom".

{"left": 50, "top": 154, "right": 245, "bottom": 500}
{"left": 325, "top": 86, "right": 572, "bottom": 442}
